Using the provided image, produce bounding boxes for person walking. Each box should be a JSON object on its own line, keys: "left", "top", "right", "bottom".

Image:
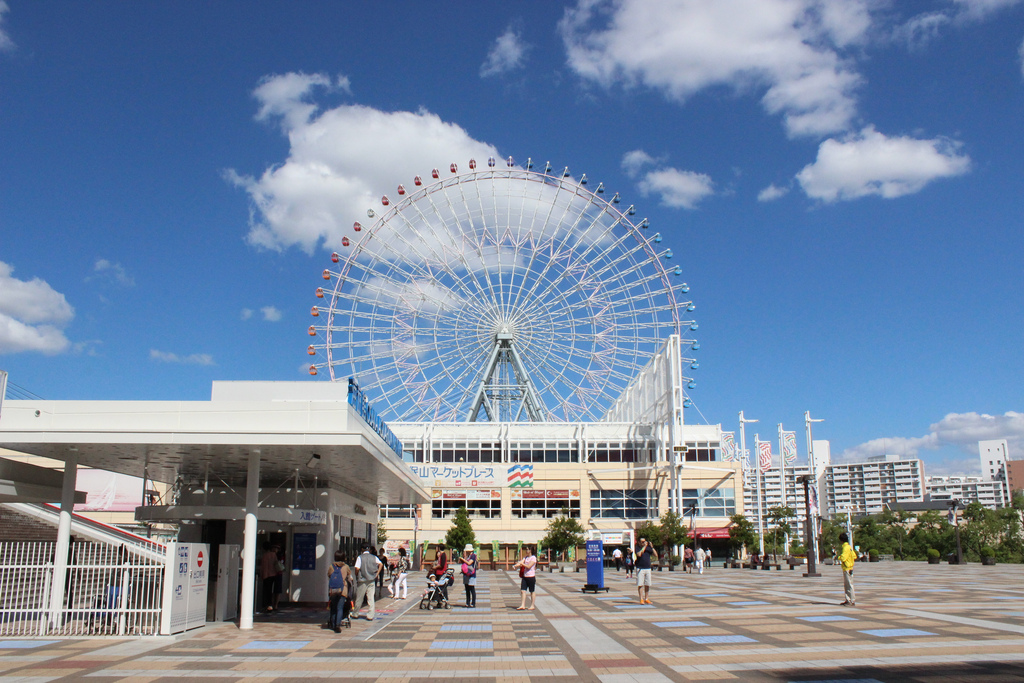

{"left": 260, "top": 542, "right": 280, "bottom": 613}
{"left": 353, "top": 544, "right": 380, "bottom": 620}
{"left": 635, "top": 537, "right": 657, "bottom": 604}
{"left": 706, "top": 547, "right": 713, "bottom": 569}
{"left": 459, "top": 543, "right": 478, "bottom": 608}
{"left": 513, "top": 546, "right": 537, "bottom": 610}
{"left": 432, "top": 543, "right": 450, "bottom": 603}
{"left": 683, "top": 546, "right": 694, "bottom": 573}
{"left": 624, "top": 549, "right": 634, "bottom": 578}
{"left": 612, "top": 546, "right": 623, "bottom": 572}
{"left": 375, "top": 547, "right": 388, "bottom": 600}
{"left": 390, "top": 546, "right": 410, "bottom": 599}
{"left": 696, "top": 546, "right": 705, "bottom": 575}
{"left": 326, "top": 551, "right": 352, "bottom": 632}
{"left": 838, "top": 532, "right": 857, "bottom": 606}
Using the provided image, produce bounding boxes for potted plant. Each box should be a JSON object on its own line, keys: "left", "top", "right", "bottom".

{"left": 868, "top": 549, "right": 879, "bottom": 562}
{"left": 927, "top": 548, "right": 941, "bottom": 564}
{"left": 980, "top": 546, "right": 996, "bottom": 566}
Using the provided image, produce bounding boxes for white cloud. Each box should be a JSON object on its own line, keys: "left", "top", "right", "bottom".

{"left": 0, "top": 1, "right": 15, "bottom": 52}
{"left": 560, "top": 0, "right": 869, "bottom": 137}
{"left": 149, "top": 349, "right": 215, "bottom": 366}
{"left": 757, "top": 183, "right": 790, "bottom": 201}
{"left": 228, "top": 72, "right": 499, "bottom": 254}
{"left": 261, "top": 305, "right": 282, "bottom": 322}
{"left": 240, "top": 308, "right": 253, "bottom": 320}
{"left": 839, "top": 412, "right": 1024, "bottom": 473}
{"left": 637, "top": 167, "right": 714, "bottom": 209}
{"left": 621, "top": 149, "right": 657, "bottom": 177}
{"left": 795, "top": 126, "right": 971, "bottom": 202}
{"left": 93, "top": 258, "right": 135, "bottom": 287}
{"left": 481, "top": 26, "right": 529, "bottom": 77}
{"left": 951, "top": 0, "right": 1024, "bottom": 19}
{"left": 0, "top": 262, "right": 73, "bottom": 355}
{"left": 1020, "top": 34, "right": 1024, "bottom": 78}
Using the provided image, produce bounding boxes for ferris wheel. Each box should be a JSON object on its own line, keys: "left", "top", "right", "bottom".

{"left": 308, "top": 157, "right": 698, "bottom": 423}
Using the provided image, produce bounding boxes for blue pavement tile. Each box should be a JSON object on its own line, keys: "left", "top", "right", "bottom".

{"left": 441, "top": 624, "right": 492, "bottom": 632}
{"left": 239, "top": 640, "right": 311, "bottom": 650}
{"left": 993, "top": 596, "right": 1024, "bottom": 600}
{"left": 0, "top": 640, "right": 60, "bottom": 649}
{"left": 728, "top": 600, "right": 770, "bottom": 606}
{"left": 859, "top": 629, "right": 936, "bottom": 638}
{"left": 799, "top": 615, "right": 858, "bottom": 622}
{"left": 687, "top": 635, "right": 757, "bottom": 644}
{"left": 615, "top": 604, "right": 656, "bottom": 609}
{"left": 695, "top": 593, "right": 728, "bottom": 597}
{"left": 451, "top": 607, "right": 491, "bottom": 613}
{"left": 429, "top": 640, "right": 493, "bottom": 649}
{"left": 654, "top": 621, "right": 708, "bottom": 628}
{"left": 881, "top": 598, "right": 922, "bottom": 601}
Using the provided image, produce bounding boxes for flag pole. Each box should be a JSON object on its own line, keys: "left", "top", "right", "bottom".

{"left": 778, "top": 423, "right": 787, "bottom": 556}
{"left": 739, "top": 411, "right": 758, "bottom": 560}
{"left": 755, "top": 435, "right": 765, "bottom": 557}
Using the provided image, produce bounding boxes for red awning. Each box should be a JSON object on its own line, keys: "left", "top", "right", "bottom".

{"left": 688, "top": 526, "right": 732, "bottom": 539}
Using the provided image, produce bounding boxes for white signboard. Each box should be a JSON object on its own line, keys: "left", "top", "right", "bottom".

{"left": 409, "top": 463, "right": 534, "bottom": 488}
{"left": 165, "top": 542, "right": 209, "bottom": 634}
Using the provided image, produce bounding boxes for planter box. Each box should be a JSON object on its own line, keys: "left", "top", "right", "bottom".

{"left": 927, "top": 557, "right": 941, "bottom": 564}
{"left": 981, "top": 557, "right": 996, "bottom": 566}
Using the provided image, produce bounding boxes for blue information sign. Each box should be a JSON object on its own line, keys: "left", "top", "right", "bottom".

{"left": 292, "top": 533, "right": 318, "bottom": 571}
{"left": 585, "top": 539, "right": 604, "bottom": 589}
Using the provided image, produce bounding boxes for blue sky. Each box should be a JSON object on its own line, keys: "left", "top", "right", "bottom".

{"left": 1, "top": 1, "right": 1022, "bottom": 476}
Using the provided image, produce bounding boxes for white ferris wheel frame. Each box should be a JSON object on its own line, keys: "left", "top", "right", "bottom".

{"left": 308, "top": 158, "right": 698, "bottom": 423}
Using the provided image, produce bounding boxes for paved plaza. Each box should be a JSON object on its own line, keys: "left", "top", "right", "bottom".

{"left": 2, "top": 561, "right": 1023, "bottom": 682}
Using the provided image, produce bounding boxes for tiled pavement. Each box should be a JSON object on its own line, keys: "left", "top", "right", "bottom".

{"left": 2, "top": 562, "right": 1024, "bottom": 682}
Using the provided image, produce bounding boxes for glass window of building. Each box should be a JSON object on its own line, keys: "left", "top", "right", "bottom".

{"left": 588, "top": 442, "right": 649, "bottom": 463}
{"left": 590, "top": 489, "right": 656, "bottom": 519}
{"left": 431, "top": 490, "right": 501, "bottom": 519}
{"left": 511, "top": 489, "right": 581, "bottom": 518}
{"left": 682, "top": 485, "right": 736, "bottom": 516}
{"left": 381, "top": 504, "right": 417, "bottom": 519}
{"left": 683, "top": 442, "right": 719, "bottom": 462}
{"left": 509, "top": 442, "right": 579, "bottom": 463}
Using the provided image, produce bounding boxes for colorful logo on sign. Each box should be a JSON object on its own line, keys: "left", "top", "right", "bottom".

{"left": 507, "top": 464, "right": 534, "bottom": 487}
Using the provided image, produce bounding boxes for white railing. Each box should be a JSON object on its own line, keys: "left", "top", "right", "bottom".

{"left": 0, "top": 540, "right": 167, "bottom": 636}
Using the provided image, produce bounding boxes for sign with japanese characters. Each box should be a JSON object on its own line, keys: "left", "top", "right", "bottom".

{"left": 410, "top": 463, "right": 534, "bottom": 488}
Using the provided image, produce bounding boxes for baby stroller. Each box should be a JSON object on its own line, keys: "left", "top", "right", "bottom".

{"left": 419, "top": 568, "right": 454, "bottom": 610}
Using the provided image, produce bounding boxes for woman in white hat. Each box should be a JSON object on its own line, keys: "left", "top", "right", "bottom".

{"left": 459, "top": 543, "right": 478, "bottom": 608}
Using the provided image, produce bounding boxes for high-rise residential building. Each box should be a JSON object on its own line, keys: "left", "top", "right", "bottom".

{"left": 1006, "top": 459, "right": 1024, "bottom": 500}
{"left": 742, "top": 464, "right": 811, "bottom": 543}
{"left": 926, "top": 476, "right": 1007, "bottom": 509}
{"left": 823, "top": 455, "right": 925, "bottom": 517}
{"left": 979, "top": 439, "right": 1009, "bottom": 481}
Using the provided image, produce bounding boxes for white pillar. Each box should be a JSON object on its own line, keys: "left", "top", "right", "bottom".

{"left": 239, "top": 449, "right": 260, "bottom": 630}
{"left": 49, "top": 454, "right": 78, "bottom": 628}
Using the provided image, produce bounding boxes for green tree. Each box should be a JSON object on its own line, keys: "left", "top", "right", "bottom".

{"left": 444, "top": 506, "right": 477, "bottom": 553}
{"left": 819, "top": 515, "right": 848, "bottom": 560}
{"left": 540, "top": 508, "right": 586, "bottom": 561}
{"left": 376, "top": 517, "right": 388, "bottom": 547}
{"left": 766, "top": 505, "right": 795, "bottom": 560}
{"left": 659, "top": 510, "right": 689, "bottom": 567}
{"left": 879, "top": 509, "right": 909, "bottom": 559}
{"left": 727, "top": 513, "right": 757, "bottom": 558}
{"left": 634, "top": 520, "right": 663, "bottom": 549}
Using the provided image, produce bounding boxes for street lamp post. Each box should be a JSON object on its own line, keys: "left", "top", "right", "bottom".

{"left": 798, "top": 474, "right": 821, "bottom": 577}
{"left": 739, "top": 411, "right": 759, "bottom": 556}
{"left": 804, "top": 411, "right": 824, "bottom": 563}
{"left": 948, "top": 499, "right": 963, "bottom": 564}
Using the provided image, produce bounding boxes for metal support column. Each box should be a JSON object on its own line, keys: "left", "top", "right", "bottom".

{"left": 239, "top": 449, "right": 261, "bottom": 630}
{"left": 48, "top": 453, "right": 78, "bottom": 628}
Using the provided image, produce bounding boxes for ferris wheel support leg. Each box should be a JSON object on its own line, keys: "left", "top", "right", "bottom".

{"left": 239, "top": 449, "right": 261, "bottom": 630}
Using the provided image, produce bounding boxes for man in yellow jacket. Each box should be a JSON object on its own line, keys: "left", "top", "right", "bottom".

{"left": 838, "top": 532, "right": 856, "bottom": 606}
